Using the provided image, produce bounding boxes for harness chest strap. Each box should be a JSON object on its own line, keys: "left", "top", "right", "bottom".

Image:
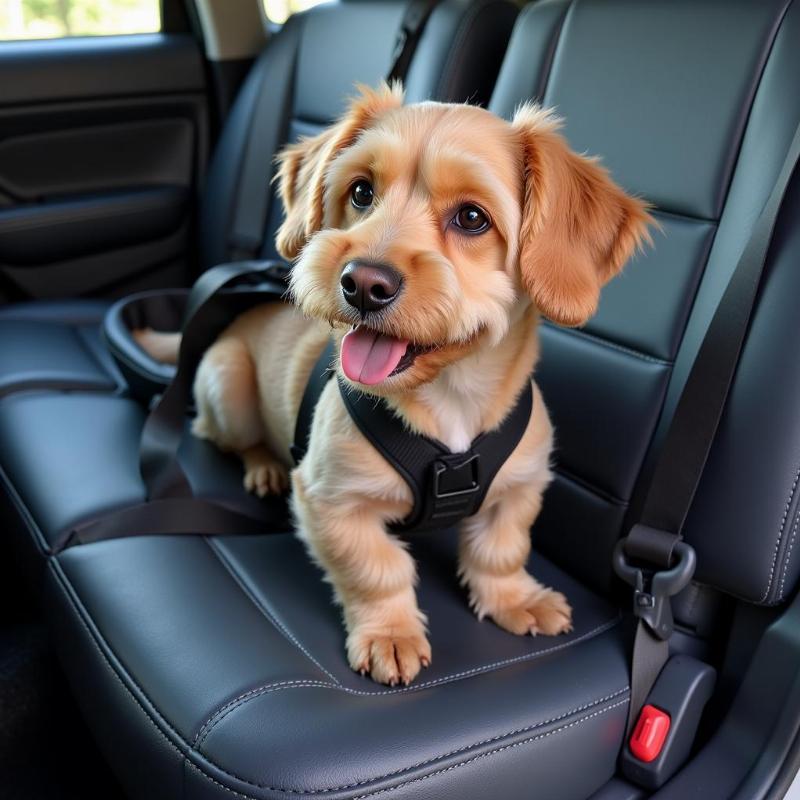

{"left": 292, "top": 342, "right": 534, "bottom": 533}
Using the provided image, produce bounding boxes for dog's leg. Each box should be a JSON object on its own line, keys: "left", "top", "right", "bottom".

{"left": 293, "top": 474, "right": 430, "bottom": 685}
{"left": 193, "top": 336, "right": 288, "bottom": 496}
{"left": 132, "top": 328, "right": 181, "bottom": 365}
{"left": 458, "top": 484, "right": 573, "bottom": 636}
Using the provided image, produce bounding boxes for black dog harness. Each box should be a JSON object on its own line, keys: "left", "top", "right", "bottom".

{"left": 291, "top": 341, "right": 534, "bottom": 532}
{"left": 69, "top": 265, "right": 532, "bottom": 545}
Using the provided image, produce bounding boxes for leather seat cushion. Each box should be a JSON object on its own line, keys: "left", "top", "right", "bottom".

{"left": 0, "top": 300, "right": 121, "bottom": 396}
{"left": 46, "top": 529, "right": 629, "bottom": 800}
{"left": 0, "top": 393, "right": 288, "bottom": 554}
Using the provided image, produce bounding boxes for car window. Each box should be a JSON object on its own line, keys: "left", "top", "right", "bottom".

{"left": 262, "top": 0, "right": 329, "bottom": 25}
{"left": 0, "top": 0, "right": 160, "bottom": 41}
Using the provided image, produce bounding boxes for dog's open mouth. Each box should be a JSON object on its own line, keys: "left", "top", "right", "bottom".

{"left": 340, "top": 325, "right": 432, "bottom": 385}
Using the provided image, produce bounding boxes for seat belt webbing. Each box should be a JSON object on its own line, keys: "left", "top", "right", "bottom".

{"left": 619, "top": 120, "right": 800, "bottom": 733}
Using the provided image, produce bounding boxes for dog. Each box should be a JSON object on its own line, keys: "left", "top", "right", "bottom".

{"left": 137, "top": 84, "right": 653, "bottom": 686}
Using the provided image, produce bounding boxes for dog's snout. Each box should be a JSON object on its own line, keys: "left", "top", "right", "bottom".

{"left": 340, "top": 261, "right": 402, "bottom": 314}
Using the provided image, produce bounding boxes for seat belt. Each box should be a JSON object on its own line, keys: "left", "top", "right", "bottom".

{"left": 386, "top": 0, "right": 439, "bottom": 84}
{"left": 614, "top": 120, "right": 800, "bottom": 734}
{"left": 63, "top": 260, "right": 291, "bottom": 548}
{"left": 228, "top": 0, "right": 439, "bottom": 261}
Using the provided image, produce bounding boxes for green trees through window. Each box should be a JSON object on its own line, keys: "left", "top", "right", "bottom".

{"left": 0, "top": 0, "right": 159, "bottom": 40}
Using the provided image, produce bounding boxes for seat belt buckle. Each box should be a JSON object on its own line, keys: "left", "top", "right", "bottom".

{"left": 621, "top": 655, "right": 716, "bottom": 790}
{"left": 629, "top": 704, "right": 671, "bottom": 762}
{"left": 429, "top": 453, "right": 481, "bottom": 522}
{"left": 613, "top": 528, "right": 696, "bottom": 640}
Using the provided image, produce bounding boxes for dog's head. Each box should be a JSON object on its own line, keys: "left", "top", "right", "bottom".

{"left": 276, "top": 84, "right": 653, "bottom": 393}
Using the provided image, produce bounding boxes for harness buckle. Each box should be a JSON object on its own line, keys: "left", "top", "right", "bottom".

{"left": 429, "top": 453, "right": 481, "bottom": 521}
{"left": 613, "top": 529, "right": 696, "bottom": 641}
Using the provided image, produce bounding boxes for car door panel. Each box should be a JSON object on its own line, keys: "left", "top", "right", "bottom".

{"left": 0, "top": 33, "right": 207, "bottom": 300}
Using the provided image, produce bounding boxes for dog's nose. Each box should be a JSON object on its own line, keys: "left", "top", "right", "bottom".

{"left": 340, "top": 261, "right": 402, "bottom": 314}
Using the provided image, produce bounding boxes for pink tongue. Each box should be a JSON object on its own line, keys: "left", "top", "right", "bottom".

{"left": 341, "top": 327, "right": 409, "bottom": 385}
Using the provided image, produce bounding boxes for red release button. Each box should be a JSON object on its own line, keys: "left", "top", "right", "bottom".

{"left": 629, "top": 704, "right": 671, "bottom": 762}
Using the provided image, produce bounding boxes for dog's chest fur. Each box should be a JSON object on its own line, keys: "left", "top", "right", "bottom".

{"left": 416, "top": 349, "right": 514, "bottom": 452}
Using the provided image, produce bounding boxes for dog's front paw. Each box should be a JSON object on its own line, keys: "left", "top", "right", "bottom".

{"left": 347, "top": 626, "right": 431, "bottom": 686}
{"left": 243, "top": 446, "right": 288, "bottom": 497}
{"left": 491, "top": 586, "right": 573, "bottom": 637}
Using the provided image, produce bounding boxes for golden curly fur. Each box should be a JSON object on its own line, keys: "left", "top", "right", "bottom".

{"left": 137, "top": 84, "right": 653, "bottom": 685}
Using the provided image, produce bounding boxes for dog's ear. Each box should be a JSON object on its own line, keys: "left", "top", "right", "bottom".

{"left": 512, "top": 104, "right": 654, "bottom": 327}
{"left": 274, "top": 82, "right": 404, "bottom": 260}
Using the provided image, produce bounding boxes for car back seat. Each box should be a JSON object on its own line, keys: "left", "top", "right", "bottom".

{"left": 5, "top": 1, "right": 800, "bottom": 799}
{"left": 0, "top": 0, "right": 517, "bottom": 399}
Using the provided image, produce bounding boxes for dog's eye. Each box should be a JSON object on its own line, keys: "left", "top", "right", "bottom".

{"left": 351, "top": 180, "right": 374, "bottom": 210}
{"left": 452, "top": 204, "right": 490, "bottom": 234}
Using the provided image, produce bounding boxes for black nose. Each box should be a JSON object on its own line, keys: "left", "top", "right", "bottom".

{"left": 340, "top": 261, "right": 402, "bottom": 314}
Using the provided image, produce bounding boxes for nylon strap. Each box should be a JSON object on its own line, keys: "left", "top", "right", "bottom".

{"left": 386, "top": 0, "right": 439, "bottom": 84}
{"left": 621, "top": 120, "right": 800, "bottom": 734}
{"left": 339, "top": 378, "right": 533, "bottom": 531}
{"left": 290, "top": 339, "right": 337, "bottom": 464}
{"left": 139, "top": 260, "right": 289, "bottom": 501}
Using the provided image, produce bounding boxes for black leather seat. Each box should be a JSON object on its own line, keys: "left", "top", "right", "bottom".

{"left": 5, "top": 1, "right": 800, "bottom": 799}
{"left": 0, "top": 300, "right": 124, "bottom": 396}
{"left": 0, "top": 0, "right": 517, "bottom": 399}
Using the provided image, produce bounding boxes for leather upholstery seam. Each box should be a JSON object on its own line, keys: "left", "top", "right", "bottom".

{"left": 760, "top": 460, "right": 800, "bottom": 603}
{"left": 203, "top": 537, "right": 341, "bottom": 686}
{"left": 51, "top": 553, "right": 624, "bottom": 797}
{"left": 196, "top": 684, "right": 629, "bottom": 779}
{"left": 542, "top": 321, "right": 672, "bottom": 366}
{"left": 0, "top": 459, "right": 50, "bottom": 556}
{"left": 184, "top": 697, "right": 629, "bottom": 799}
{"left": 194, "top": 615, "right": 621, "bottom": 744}
{"left": 352, "top": 698, "right": 629, "bottom": 800}
{"left": 778, "top": 508, "right": 800, "bottom": 602}
{"left": 49, "top": 560, "right": 190, "bottom": 756}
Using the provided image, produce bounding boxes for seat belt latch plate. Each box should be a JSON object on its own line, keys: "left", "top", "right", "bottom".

{"left": 612, "top": 532, "right": 697, "bottom": 640}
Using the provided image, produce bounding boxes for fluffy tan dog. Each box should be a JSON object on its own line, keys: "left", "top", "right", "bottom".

{"left": 139, "top": 84, "right": 652, "bottom": 685}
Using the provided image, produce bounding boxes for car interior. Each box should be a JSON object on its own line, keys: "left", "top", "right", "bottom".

{"left": 2, "top": 0, "right": 800, "bottom": 798}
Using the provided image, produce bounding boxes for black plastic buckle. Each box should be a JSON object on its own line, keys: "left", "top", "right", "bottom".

{"left": 613, "top": 530, "right": 696, "bottom": 640}
{"left": 429, "top": 453, "right": 481, "bottom": 522}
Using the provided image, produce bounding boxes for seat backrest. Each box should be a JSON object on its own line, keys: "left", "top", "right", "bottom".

{"left": 199, "top": 0, "right": 518, "bottom": 270}
{"left": 489, "top": 0, "right": 800, "bottom": 607}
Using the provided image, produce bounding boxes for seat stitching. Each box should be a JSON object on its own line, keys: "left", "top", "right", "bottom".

{"left": 541, "top": 321, "right": 672, "bottom": 366}
{"left": 196, "top": 685, "right": 628, "bottom": 786}
{"left": 49, "top": 560, "right": 190, "bottom": 753}
{"left": 352, "top": 699, "right": 629, "bottom": 800}
{"left": 52, "top": 557, "right": 626, "bottom": 796}
{"left": 759, "top": 460, "right": 800, "bottom": 603}
{"left": 779, "top": 507, "right": 800, "bottom": 601}
{"left": 203, "top": 538, "right": 341, "bottom": 686}
{"left": 194, "top": 615, "right": 621, "bottom": 742}
{"left": 0, "top": 460, "right": 51, "bottom": 555}
{"left": 184, "top": 698, "right": 628, "bottom": 800}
